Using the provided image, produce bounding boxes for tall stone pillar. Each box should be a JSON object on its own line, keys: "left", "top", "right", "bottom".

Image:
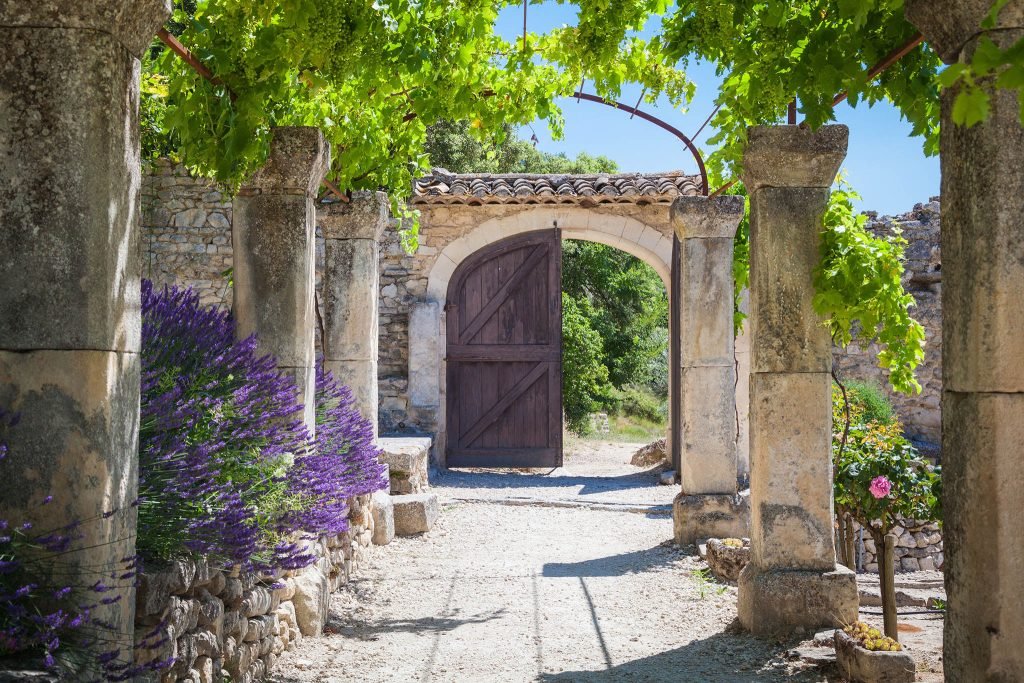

{"left": 905, "top": 2, "right": 1024, "bottom": 679}
{"left": 0, "top": 0, "right": 170, "bottom": 669}
{"left": 233, "top": 127, "right": 330, "bottom": 432}
{"left": 737, "top": 125, "right": 858, "bottom": 636}
{"left": 670, "top": 195, "right": 750, "bottom": 545}
{"left": 319, "top": 191, "right": 389, "bottom": 437}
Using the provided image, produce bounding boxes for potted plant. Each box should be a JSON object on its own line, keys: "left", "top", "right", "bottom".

{"left": 835, "top": 621, "right": 915, "bottom": 683}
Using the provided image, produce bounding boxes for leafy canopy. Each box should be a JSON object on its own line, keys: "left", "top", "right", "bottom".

{"left": 146, "top": 0, "right": 693, "bottom": 201}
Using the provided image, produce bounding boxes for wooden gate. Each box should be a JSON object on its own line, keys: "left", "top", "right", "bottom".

{"left": 446, "top": 230, "right": 562, "bottom": 468}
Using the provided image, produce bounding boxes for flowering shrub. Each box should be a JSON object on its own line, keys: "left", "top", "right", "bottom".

{"left": 139, "top": 281, "right": 387, "bottom": 572}
{"left": 831, "top": 382, "right": 941, "bottom": 545}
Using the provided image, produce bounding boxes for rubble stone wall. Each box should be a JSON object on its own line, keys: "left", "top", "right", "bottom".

{"left": 831, "top": 199, "right": 943, "bottom": 449}
{"left": 853, "top": 516, "right": 944, "bottom": 574}
{"left": 134, "top": 495, "right": 374, "bottom": 683}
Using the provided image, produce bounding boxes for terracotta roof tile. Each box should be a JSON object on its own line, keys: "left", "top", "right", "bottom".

{"left": 412, "top": 169, "right": 702, "bottom": 206}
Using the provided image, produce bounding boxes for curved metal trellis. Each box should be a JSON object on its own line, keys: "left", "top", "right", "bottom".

{"left": 570, "top": 91, "right": 710, "bottom": 197}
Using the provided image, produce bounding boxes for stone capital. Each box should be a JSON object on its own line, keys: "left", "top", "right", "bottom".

{"left": 244, "top": 126, "right": 331, "bottom": 197}
{"left": 741, "top": 125, "right": 848, "bottom": 192}
{"left": 319, "top": 191, "right": 391, "bottom": 240}
{"left": 906, "top": 0, "right": 1024, "bottom": 63}
{"left": 0, "top": 1, "right": 172, "bottom": 57}
{"left": 670, "top": 194, "right": 745, "bottom": 240}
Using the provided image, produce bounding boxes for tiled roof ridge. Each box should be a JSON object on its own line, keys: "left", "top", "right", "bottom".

{"left": 412, "top": 168, "right": 702, "bottom": 206}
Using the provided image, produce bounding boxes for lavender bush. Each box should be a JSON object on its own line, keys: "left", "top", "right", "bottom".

{"left": 139, "top": 281, "right": 386, "bottom": 572}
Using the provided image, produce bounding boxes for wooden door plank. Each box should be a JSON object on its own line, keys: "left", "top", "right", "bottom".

{"left": 458, "top": 243, "right": 548, "bottom": 344}
{"left": 459, "top": 361, "right": 548, "bottom": 448}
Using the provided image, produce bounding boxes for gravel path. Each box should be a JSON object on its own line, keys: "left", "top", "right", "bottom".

{"left": 270, "top": 441, "right": 833, "bottom": 683}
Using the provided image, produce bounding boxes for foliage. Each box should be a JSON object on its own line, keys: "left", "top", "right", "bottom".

{"left": 145, "top": 0, "right": 693, "bottom": 246}
{"left": 608, "top": 385, "right": 666, "bottom": 424}
{"left": 839, "top": 379, "right": 897, "bottom": 426}
{"left": 423, "top": 120, "right": 618, "bottom": 175}
{"left": 0, "top": 416, "right": 171, "bottom": 680}
{"left": 814, "top": 183, "right": 926, "bottom": 394}
{"left": 662, "top": 0, "right": 943, "bottom": 179}
{"left": 562, "top": 293, "right": 613, "bottom": 435}
{"left": 138, "top": 281, "right": 385, "bottom": 572}
{"left": 562, "top": 241, "right": 668, "bottom": 390}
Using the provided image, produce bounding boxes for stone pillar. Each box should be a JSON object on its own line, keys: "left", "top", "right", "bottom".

{"left": 670, "top": 195, "right": 750, "bottom": 545}
{"left": 319, "top": 191, "right": 390, "bottom": 437}
{"left": 0, "top": 0, "right": 170, "bottom": 669}
{"left": 737, "top": 125, "right": 858, "bottom": 636}
{"left": 905, "top": 2, "right": 1024, "bottom": 679}
{"left": 233, "top": 127, "right": 330, "bottom": 432}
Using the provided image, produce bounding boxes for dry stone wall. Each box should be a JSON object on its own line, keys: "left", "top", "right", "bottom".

{"left": 134, "top": 495, "right": 375, "bottom": 683}
{"left": 832, "top": 199, "right": 943, "bottom": 450}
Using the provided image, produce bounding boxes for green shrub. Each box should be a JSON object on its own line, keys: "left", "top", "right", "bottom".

{"left": 562, "top": 294, "right": 613, "bottom": 435}
{"left": 610, "top": 385, "right": 666, "bottom": 424}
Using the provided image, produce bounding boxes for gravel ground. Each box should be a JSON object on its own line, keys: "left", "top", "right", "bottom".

{"left": 270, "top": 439, "right": 943, "bottom": 682}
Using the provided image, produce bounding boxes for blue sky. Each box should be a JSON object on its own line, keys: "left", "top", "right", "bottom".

{"left": 493, "top": 3, "right": 939, "bottom": 216}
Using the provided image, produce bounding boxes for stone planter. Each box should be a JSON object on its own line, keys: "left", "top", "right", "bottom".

{"left": 705, "top": 538, "right": 750, "bottom": 583}
{"left": 834, "top": 629, "right": 915, "bottom": 683}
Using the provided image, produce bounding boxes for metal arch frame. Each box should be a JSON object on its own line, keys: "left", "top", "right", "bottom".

{"left": 571, "top": 91, "right": 710, "bottom": 198}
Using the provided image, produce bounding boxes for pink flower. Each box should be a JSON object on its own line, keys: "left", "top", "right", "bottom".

{"left": 869, "top": 476, "right": 892, "bottom": 499}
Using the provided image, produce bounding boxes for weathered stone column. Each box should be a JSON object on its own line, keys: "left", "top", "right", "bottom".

{"left": 905, "top": 2, "right": 1024, "bottom": 679}
{"left": 670, "top": 195, "right": 750, "bottom": 545}
{"left": 319, "top": 191, "right": 389, "bottom": 437}
{"left": 737, "top": 125, "right": 858, "bottom": 635}
{"left": 0, "top": 0, "right": 170, "bottom": 669}
{"left": 233, "top": 127, "right": 330, "bottom": 432}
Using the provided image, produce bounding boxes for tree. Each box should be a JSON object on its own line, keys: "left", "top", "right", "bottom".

{"left": 423, "top": 119, "right": 618, "bottom": 174}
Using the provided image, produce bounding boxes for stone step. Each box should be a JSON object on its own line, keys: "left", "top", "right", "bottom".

{"left": 377, "top": 436, "right": 431, "bottom": 495}
{"left": 393, "top": 493, "right": 440, "bottom": 536}
{"left": 371, "top": 490, "right": 395, "bottom": 546}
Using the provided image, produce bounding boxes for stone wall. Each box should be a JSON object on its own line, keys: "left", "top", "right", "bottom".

{"left": 832, "top": 199, "right": 943, "bottom": 449}
{"left": 134, "top": 495, "right": 375, "bottom": 683}
{"left": 853, "top": 516, "right": 944, "bottom": 574}
{"left": 142, "top": 160, "right": 235, "bottom": 308}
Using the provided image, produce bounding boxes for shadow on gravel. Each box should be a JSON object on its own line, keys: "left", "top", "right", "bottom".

{"left": 436, "top": 467, "right": 664, "bottom": 496}
{"left": 537, "top": 630, "right": 840, "bottom": 683}
{"left": 324, "top": 608, "right": 508, "bottom": 641}
{"left": 542, "top": 546, "right": 677, "bottom": 577}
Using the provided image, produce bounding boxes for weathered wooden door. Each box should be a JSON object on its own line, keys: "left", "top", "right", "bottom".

{"left": 446, "top": 230, "right": 562, "bottom": 468}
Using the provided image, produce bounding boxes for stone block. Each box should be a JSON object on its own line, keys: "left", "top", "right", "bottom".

{"left": 679, "top": 365, "right": 738, "bottom": 494}
{"left": 408, "top": 302, "right": 441, "bottom": 408}
{"left": 942, "top": 390, "right": 1024, "bottom": 680}
{"left": 741, "top": 125, "right": 848, "bottom": 191}
{"left": 3, "top": 1, "right": 172, "bottom": 57}
{"left": 0, "top": 350, "right": 139, "bottom": 650}
{"left": 393, "top": 493, "right": 440, "bottom": 536}
{"left": 0, "top": 23, "right": 151, "bottom": 353}
{"left": 748, "top": 186, "right": 833, "bottom": 373}
{"left": 737, "top": 564, "right": 858, "bottom": 636}
{"left": 906, "top": 0, "right": 1024, "bottom": 63}
{"left": 834, "top": 629, "right": 916, "bottom": 683}
{"left": 322, "top": 238, "right": 380, "bottom": 361}
{"left": 748, "top": 372, "right": 836, "bottom": 571}
{"left": 232, "top": 192, "right": 316, "bottom": 369}
{"left": 670, "top": 194, "right": 745, "bottom": 239}
{"left": 706, "top": 538, "right": 751, "bottom": 583}
{"left": 371, "top": 490, "right": 395, "bottom": 545}
{"left": 244, "top": 127, "right": 330, "bottom": 196}
{"left": 378, "top": 437, "right": 431, "bottom": 494}
{"left": 318, "top": 191, "right": 389, "bottom": 240}
{"left": 323, "top": 359, "right": 378, "bottom": 435}
{"left": 678, "top": 239, "right": 735, "bottom": 366}
{"left": 290, "top": 567, "right": 330, "bottom": 636}
{"left": 673, "top": 491, "right": 750, "bottom": 546}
